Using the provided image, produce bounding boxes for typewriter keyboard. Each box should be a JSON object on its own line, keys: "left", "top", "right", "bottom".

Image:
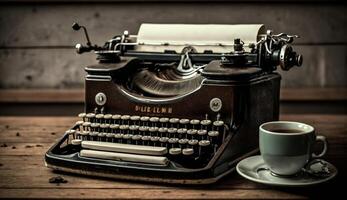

{"left": 65, "top": 113, "right": 228, "bottom": 168}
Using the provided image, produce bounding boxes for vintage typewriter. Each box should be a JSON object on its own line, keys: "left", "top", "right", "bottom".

{"left": 45, "top": 23, "right": 302, "bottom": 184}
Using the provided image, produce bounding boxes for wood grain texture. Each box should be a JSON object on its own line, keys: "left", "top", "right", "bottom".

{"left": 0, "top": 45, "right": 346, "bottom": 88}
{"left": 0, "top": 115, "right": 346, "bottom": 199}
{"left": 0, "top": 4, "right": 346, "bottom": 46}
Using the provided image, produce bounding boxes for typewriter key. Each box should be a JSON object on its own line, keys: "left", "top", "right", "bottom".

{"left": 177, "top": 128, "right": 187, "bottom": 138}
{"left": 149, "top": 117, "right": 159, "bottom": 126}
{"left": 190, "top": 119, "right": 200, "bottom": 129}
{"left": 169, "top": 118, "right": 179, "bottom": 127}
{"left": 75, "top": 120, "right": 84, "bottom": 130}
{"left": 131, "top": 134, "right": 142, "bottom": 145}
{"left": 150, "top": 136, "right": 160, "bottom": 146}
{"left": 106, "top": 133, "right": 114, "bottom": 142}
{"left": 114, "top": 133, "right": 123, "bottom": 143}
{"left": 149, "top": 127, "right": 159, "bottom": 136}
{"left": 112, "top": 114, "right": 121, "bottom": 124}
{"left": 130, "top": 115, "right": 140, "bottom": 125}
{"left": 78, "top": 113, "right": 86, "bottom": 121}
{"left": 89, "top": 131, "right": 98, "bottom": 141}
{"left": 141, "top": 135, "right": 150, "bottom": 145}
{"left": 129, "top": 125, "right": 139, "bottom": 134}
{"left": 158, "top": 127, "right": 168, "bottom": 137}
{"left": 159, "top": 117, "right": 169, "bottom": 127}
{"left": 140, "top": 116, "right": 150, "bottom": 126}
{"left": 103, "top": 114, "right": 112, "bottom": 123}
{"left": 168, "top": 138, "right": 179, "bottom": 148}
{"left": 197, "top": 129, "right": 207, "bottom": 140}
{"left": 90, "top": 123, "right": 100, "bottom": 132}
{"left": 168, "top": 127, "right": 177, "bottom": 138}
{"left": 80, "top": 131, "right": 89, "bottom": 140}
{"left": 71, "top": 139, "right": 82, "bottom": 145}
{"left": 122, "top": 134, "right": 132, "bottom": 144}
{"left": 187, "top": 129, "right": 197, "bottom": 139}
{"left": 86, "top": 113, "right": 96, "bottom": 120}
{"left": 95, "top": 114, "right": 104, "bottom": 123}
{"left": 159, "top": 137, "right": 169, "bottom": 147}
{"left": 198, "top": 140, "right": 211, "bottom": 156}
{"left": 182, "top": 148, "right": 194, "bottom": 156}
{"left": 169, "top": 148, "right": 182, "bottom": 155}
{"left": 178, "top": 138, "right": 189, "bottom": 148}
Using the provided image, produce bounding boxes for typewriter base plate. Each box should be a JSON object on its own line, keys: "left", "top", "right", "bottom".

{"left": 45, "top": 149, "right": 258, "bottom": 185}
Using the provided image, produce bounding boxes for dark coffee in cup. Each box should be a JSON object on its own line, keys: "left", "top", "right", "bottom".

{"left": 259, "top": 121, "right": 327, "bottom": 176}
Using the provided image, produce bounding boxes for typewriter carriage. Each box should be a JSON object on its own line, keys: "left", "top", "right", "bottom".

{"left": 45, "top": 23, "right": 301, "bottom": 184}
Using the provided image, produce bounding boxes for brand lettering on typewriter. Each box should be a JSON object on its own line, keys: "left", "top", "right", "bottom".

{"left": 135, "top": 105, "right": 173, "bottom": 114}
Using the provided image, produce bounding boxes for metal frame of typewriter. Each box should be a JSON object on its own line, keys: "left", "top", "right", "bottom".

{"left": 45, "top": 24, "right": 302, "bottom": 184}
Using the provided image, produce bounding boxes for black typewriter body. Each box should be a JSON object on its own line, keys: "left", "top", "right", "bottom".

{"left": 45, "top": 23, "right": 302, "bottom": 184}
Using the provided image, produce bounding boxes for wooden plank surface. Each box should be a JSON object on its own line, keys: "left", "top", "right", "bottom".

{"left": 0, "top": 115, "right": 346, "bottom": 199}
{"left": 1, "top": 45, "right": 346, "bottom": 89}
{"left": 0, "top": 4, "right": 346, "bottom": 46}
{"left": 1, "top": 88, "right": 347, "bottom": 103}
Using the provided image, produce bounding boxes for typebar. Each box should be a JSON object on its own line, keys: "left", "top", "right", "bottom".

{"left": 81, "top": 141, "right": 168, "bottom": 155}
{"left": 80, "top": 149, "right": 169, "bottom": 165}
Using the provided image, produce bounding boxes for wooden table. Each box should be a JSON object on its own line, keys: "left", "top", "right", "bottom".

{"left": 0, "top": 115, "right": 346, "bottom": 199}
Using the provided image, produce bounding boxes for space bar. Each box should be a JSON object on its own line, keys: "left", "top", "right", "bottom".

{"left": 80, "top": 150, "right": 168, "bottom": 165}
{"left": 81, "top": 141, "right": 168, "bottom": 156}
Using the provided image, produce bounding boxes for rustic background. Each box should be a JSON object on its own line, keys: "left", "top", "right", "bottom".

{"left": 0, "top": 0, "right": 346, "bottom": 115}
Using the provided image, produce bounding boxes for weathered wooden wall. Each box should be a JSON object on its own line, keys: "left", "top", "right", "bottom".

{"left": 0, "top": 1, "right": 346, "bottom": 89}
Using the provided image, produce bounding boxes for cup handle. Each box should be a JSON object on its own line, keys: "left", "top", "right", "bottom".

{"left": 312, "top": 135, "right": 328, "bottom": 158}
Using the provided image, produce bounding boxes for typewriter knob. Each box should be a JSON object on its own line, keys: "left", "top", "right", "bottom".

{"left": 95, "top": 92, "right": 107, "bottom": 106}
{"left": 278, "top": 45, "right": 303, "bottom": 71}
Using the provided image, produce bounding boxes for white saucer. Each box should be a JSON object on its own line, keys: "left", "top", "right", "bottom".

{"left": 236, "top": 155, "right": 337, "bottom": 187}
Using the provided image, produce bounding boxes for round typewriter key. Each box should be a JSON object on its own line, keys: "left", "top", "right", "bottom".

{"left": 122, "top": 134, "right": 132, "bottom": 144}
{"left": 89, "top": 131, "right": 98, "bottom": 141}
{"left": 100, "top": 123, "right": 110, "bottom": 131}
{"left": 168, "top": 127, "right": 177, "bottom": 137}
{"left": 187, "top": 129, "right": 197, "bottom": 139}
{"left": 110, "top": 124, "right": 120, "bottom": 133}
{"left": 78, "top": 112, "right": 86, "bottom": 119}
{"left": 80, "top": 131, "right": 89, "bottom": 140}
{"left": 199, "top": 140, "right": 211, "bottom": 146}
{"left": 178, "top": 139, "right": 189, "bottom": 148}
{"left": 199, "top": 140, "right": 211, "bottom": 156}
{"left": 149, "top": 127, "right": 159, "bottom": 136}
{"left": 197, "top": 129, "right": 207, "bottom": 140}
{"left": 119, "top": 124, "right": 129, "bottom": 134}
{"left": 188, "top": 139, "right": 198, "bottom": 146}
{"left": 66, "top": 129, "right": 76, "bottom": 135}
{"left": 158, "top": 127, "right": 168, "bottom": 137}
{"left": 132, "top": 134, "right": 142, "bottom": 144}
{"left": 91, "top": 123, "right": 100, "bottom": 130}
{"left": 190, "top": 119, "right": 200, "bottom": 125}
{"left": 213, "top": 120, "right": 224, "bottom": 127}
{"left": 106, "top": 133, "right": 114, "bottom": 142}
{"left": 82, "top": 121, "right": 91, "bottom": 127}
{"left": 201, "top": 119, "right": 211, "bottom": 126}
{"left": 179, "top": 119, "right": 190, "bottom": 125}
{"left": 208, "top": 130, "right": 219, "bottom": 137}
{"left": 104, "top": 114, "right": 112, "bottom": 123}
{"left": 140, "top": 116, "right": 150, "bottom": 126}
{"left": 159, "top": 137, "right": 169, "bottom": 147}
{"left": 71, "top": 139, "right": 82, "bottom": 145}
{"left": 129, "top": 125, "right": 139, "bottom": 134}
{"left": 130, "top": 115, "right": 140, "bottom": 120}
{"left": 75, "top": 120, "right": 84, "bottom": 131}
{"left": 177, "top": 128, "right": 187, "bottom": 137}
{"left": 149, "top": 117, "right": 159, "bottom": 122}
{"left": 182, "top": 148, "right": 194, "bottom": 156}
{"left": 121, "top": 115, "right": 130, "bottom": 120}
{"left": 169, "top": 148, "right": 182, "bottom": 155}
{"left": 168, "top": 138, "right": 179, "bottom": 148}
{"left": 159, "top": 117, "right": 169, "bottom": 127}
{"left": 139, "top": 126, "right": 149, "bottom": 135}
{"left": 112, "top": 114, "right": 121, "bottom": 120}
{"left": 141, "top": 135, "right": 150, "bottom": 145}
{"left": 151, "top": 136, "right": 160, "bottom": 146}
{"left": 130, "top": 115, "right": 140, "bottom": 125}
{"left": 114, "top": 133, "right": 123, "bottom": 143}
{"left": 96, "top": 114, "right": 104, "bottom": 123}
{"left": 169, "top": 118, "right": 179, "bottom": 126}
{"left": 86, "top": 113, "right": 96, "bottom": 119}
